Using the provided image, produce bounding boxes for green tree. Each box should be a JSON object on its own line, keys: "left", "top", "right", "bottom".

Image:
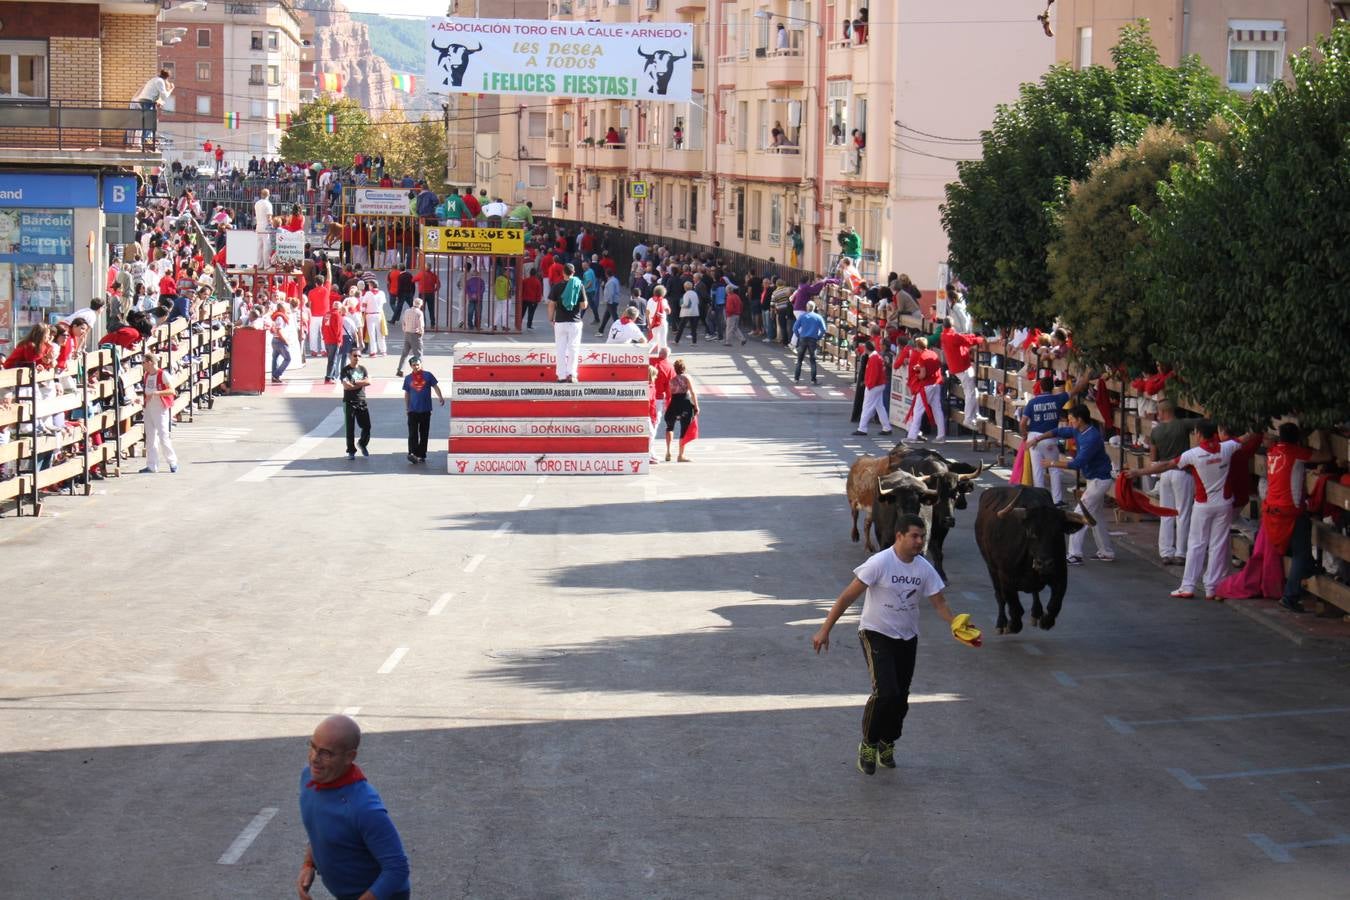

{"left": 1141, "top": 23, "right": 1350, "bottom": 428}
{"left": 1047, "top": 124, "right": 1202, "bottom": 374}
{"left": 375, "top": 108, "right": 448, "bottom": 193}
{"left": 940, "top": 21, "right": 1236, "bottom": 329}
{"left": 279, "top": 96, "right": 374, "bottom": 168}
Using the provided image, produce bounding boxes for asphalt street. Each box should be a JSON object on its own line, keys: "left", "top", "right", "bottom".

{"left": 1, "top": 328, "right": 1348, "bottom": 899}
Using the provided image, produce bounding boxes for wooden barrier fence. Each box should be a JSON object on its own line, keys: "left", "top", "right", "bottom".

{"left": 0, "top": 301, "right": 232, "bottom": 517}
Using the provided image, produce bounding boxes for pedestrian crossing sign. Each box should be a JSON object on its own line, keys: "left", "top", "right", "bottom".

{"left": 629, "top": 181, "right": 649, "bottom": 199}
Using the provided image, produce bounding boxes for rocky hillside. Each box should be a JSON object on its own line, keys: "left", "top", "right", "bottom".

{"left": 307, "top": 0, "right": 398, "bottom": 114}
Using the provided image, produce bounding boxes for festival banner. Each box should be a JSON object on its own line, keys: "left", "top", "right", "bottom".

{"left": 454, "top": 344, "right": 650, "bottom": 367}
{"left": 447, "top": 455, "right": 650, "bottom": 476}
{"left": 450, "top": 418, "right": 652, "bottom": 438}
{"left": 421, "top": 226, "right": 525, "bottom": 255}
{"left": 450, "top": 382, "right": 649, "bottom": 401}
{"left": 424, "top": 17, "right": 693, "bottom": 101}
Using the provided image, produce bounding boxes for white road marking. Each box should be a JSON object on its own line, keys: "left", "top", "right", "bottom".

{"left": 536, "top": 475, "right": 548, "bottom": 484}
{"left": 464, "top": 554, "right": 486, "bottom": 573}
{"left": 1021, "top": 644, "right": 1045, "bottom": 656}
{"left": 217, "top": 807, "right": 278, "bottom": 865}
{"left": 429, "top": 592, "right": 454, "bottom": 616}
{"left": 517, "top": 494, "right": 533, "bottom": 508}
{"left": 377, "top": 647, "right": 409, "bottom": 674}
{"left": 1106, "top": 705, "right": 1350, "bottom": 734}
{"left": 236, "top": 408, "right": 345, "bottom": 482}
{"left": 342, "top": 706, "right": 362, "bottom": 716}
{"left": 1169, "top": 761, "right": 1350, "bottom": 791}
{"left": 492, "top": 522, "right": 512, "bottom": 539}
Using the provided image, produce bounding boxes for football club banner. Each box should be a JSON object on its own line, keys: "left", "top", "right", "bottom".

{"left": 424, "top": 17, "right": 693, "bottom": 101}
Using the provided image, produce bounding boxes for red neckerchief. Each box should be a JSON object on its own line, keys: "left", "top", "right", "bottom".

{"left": 1199, "top": 437, "right": 1222, "bottom": 453}
{"left": 307, "top": 764, "right": 366, "bottom": 791}
{"left": 410, "top": 371, "right": 426, "bottom": 392}
{"left": 619, "top": 316, "right": 632, "bottom": 324}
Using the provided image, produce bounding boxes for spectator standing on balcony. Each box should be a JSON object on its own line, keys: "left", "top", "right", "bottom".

{"left": 605, "top": 126, "right": 622, "bottom": 147}
{"left": 673, "top": 124, "right": 684, "bottom": 148}
{"left": 776, "top": 23, "right": 789, "bottom": 50}
{"left": 131, "top": 69, "right": 173, "bottom": 149}
{"left": 415, "top": 182, "right": 439, "bottom": 224}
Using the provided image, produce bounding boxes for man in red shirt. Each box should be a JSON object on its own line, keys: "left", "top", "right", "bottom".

{"left": 387, "top": 265, "right": 404, "bottom": 321}
{"left": 905, "top": 337, "right": 946, "bottom": 442}
{"left": 462, "top": 189, "right": 482, "bottom": 219}
{"left": 321, "top": 302, "right": 345, "bottom": 383}
{"left": 650, "top": 347, "right": 676, "bottom": 460}
{"left": 940, "top": 324, "right": 986, "bottom": 432}
{"left": 598, "top": 252, "right": 617, "bottom": 278}
{"left": 307, "top": 277, "right": 332, "bottom": 357}
{"left": 723, "top": 286, "right": 744, "bottom": 345}
{"left": 852, "top": 338, "right": 892, "bottom": 437}
{"left": 415, "top": 263, "right": 440, "bottom": 330}
{"left": 520, "top": 266, "right": 543, "bottom": 329}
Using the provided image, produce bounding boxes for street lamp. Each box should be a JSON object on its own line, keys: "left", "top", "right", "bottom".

{"left": 166, "top": 0, "right": 209, "bottom": 12}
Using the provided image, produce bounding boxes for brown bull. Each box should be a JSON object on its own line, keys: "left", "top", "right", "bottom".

{"left": 845, "top": 442, "right": 911, "bottom": 551}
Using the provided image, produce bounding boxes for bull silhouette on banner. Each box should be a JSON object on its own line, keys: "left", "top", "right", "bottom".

{"left": 637, "top": 46, "right": 687, "bottom": 96}
{"left": 432, "top": 40, "right": 483, "bottom": 88}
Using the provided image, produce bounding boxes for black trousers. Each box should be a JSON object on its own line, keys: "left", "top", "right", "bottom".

{"left": 673, "top": 316, "right": 698, "bottom": 343}
{"left": 859, "top": 630, "right": 918, "bottom": 745}
{"left": 420, "top": 291, "right": 437, "bottom": 329}
{"left": 407, "top": 410, "right": 431, "bottom": 458}
{"left": 523, "top": 301, "right": 539, "bottom": 328}
{"left": 344, "top": 403, "right": 371, "bottom": 453}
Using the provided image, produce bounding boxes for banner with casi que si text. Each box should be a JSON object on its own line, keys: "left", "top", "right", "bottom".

{"left": 424, "top": 17, "right": 693, "bottom": 102}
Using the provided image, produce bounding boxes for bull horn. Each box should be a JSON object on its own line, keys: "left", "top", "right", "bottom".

{"left": 995, "top": 487, "right": 1024, "bottom": 519}
{"left": 637, "top": 45, "right": 655, "bottom": 60}
{"left": 957, "top": 461, "right": 984, "bottom": 482}
{"left": 467, "top": 42, "right": 483, "bottom": 53}
{"left": 1068, "top": 504, "right": 1097, "bottom": 528}
{"left": 922, "top": 472, "right": 941, "bottom": 486}
{"left": 669, "top": 49, "right": 688, "bottom": 61}
{"left": 432, "top": 39, "right": 449, "bottom": 52}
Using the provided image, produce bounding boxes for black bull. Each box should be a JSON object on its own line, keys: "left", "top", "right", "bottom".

{"left": 974, "top": 486, "right": 1093, "bottom": 634}
{"left": 872, "top": 450, "right": 982, "bottom": 578}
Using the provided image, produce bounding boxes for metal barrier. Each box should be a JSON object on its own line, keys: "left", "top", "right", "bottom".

{"left": 0, "top": 100, "right": 157, "bottom": 152}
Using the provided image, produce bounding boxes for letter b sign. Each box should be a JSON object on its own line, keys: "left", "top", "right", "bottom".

{"left": 103, "top": 175, "right": 137, "bottom": 214}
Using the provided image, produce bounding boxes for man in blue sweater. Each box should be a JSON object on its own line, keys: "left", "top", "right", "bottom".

{"left": 298, "top": 715, "right": 410, "bottom": 900}
{"left": 792, "top": 300, "right": 828, "bottom": 384}
{"left": 1026, "top": 402, "right": 1115, "bottom": 565}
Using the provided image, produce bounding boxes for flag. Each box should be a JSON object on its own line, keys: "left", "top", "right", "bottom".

{"left": 224, "top": 112, "right": 239, "bottom": 129}
{"left": 391, "top": 73, "right": 416, "bottom": 93}
{"left": 320, "top": 72, "right": 344, "bottom": 93}
{"left": 275, "top": 112, "right": 293, "bottom": 129}
{"left": 324, "top": 114, "right": 337, "bottom": 134}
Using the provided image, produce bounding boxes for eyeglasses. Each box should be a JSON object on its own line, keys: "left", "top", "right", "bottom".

{"left": 308, "top": 740, "right": 342, "bottom": 762}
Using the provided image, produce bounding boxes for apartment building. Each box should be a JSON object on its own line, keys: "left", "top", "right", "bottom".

{"left": 543, "top": 0, "right": 1052, "bottom": 299}
{"left": 1056, "top": 1, "right": 1340, "bottom": 92}
{"left": 0, "top": 0, "right": 155, "bottom": 351}
{"left": 158, "top": 0, "right": 304, "bottom": 165}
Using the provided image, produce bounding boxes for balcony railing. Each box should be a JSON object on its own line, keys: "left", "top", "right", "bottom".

{"left": 0, "top": 100, "right": 158, "bottom": 153}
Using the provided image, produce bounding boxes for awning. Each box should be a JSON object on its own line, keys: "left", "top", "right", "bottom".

{"left": 1229, "top": 26, "right": 1285, "bottom": 43}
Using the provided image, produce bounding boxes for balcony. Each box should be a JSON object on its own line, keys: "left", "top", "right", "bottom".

{"left": 826, "top": 35, "right": 871, "bottom": 83}
{"left": 751, "top": 46, "right": 808, "bottom": 89}
{"left": 0, "top": 101, "right": 160, "bottom": 166}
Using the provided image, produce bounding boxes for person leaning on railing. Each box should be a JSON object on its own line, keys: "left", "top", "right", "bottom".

{"left": 130, "top": 69, "right": 173, "bottom": 150}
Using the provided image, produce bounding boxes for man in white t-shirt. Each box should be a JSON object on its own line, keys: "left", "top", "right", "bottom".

{"left": 361, "top": 279, "right": 387, "bottom": 356}
{"left": 606, "top": 306, "right": 647, "bottom": 345}
{"left": 813, "top": 513, "right": 977, "bottom": 775}
{"left": 254, "top": 188, "right": 274, "bottom": 266}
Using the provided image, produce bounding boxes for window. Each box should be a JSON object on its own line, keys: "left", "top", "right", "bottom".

{"left": 162, "top": 62, "right": 176, "bottom": 82}
{"left": 769, "top": 194, "right": 782, "bottom": 244}
{"left": 690, "top": 186, "right": 698, "bottom": 230}
{"left": 196, "top": 95, "right": 211, "bottom": 115}
{"left": 196, "top": 28, "right": 211, "bottom": 48}
{"left": 267, "top": 99, "right": 279, "bottom": 118}
{"left": 0, "top": 40, "right": 48, "bottom": 100}
{"left": 529, "top": 165, "right": 548, "bottom": 188}
{"left": 757, "top": 12, "right": 771, "bottom": 50}
{"left": 267, "top": 31, "right": 280, "bottom": 52}
{"left": 528, "top": 112, "right": 547, "bottom": 138}
{"left": 734, "top": 186, "right": 745, "bottom": 238}
{"left": 162, "top": 94, "right": 176, "bottom": 113}
{"left": 1076, "top": 27, "right": 1092, "bottom": 69}
{"left": 268, "top": 65, "right": 280, "bottom": 86}
{"left": 757, "top": 99, "right": 768, "bottom": 148}
{"left": 736, "top": 100, "right": 748, "bottom": 148}
{"left": 249, "top": 65, "right": 264, "bottom": 85}
{"left": 828, "top": 80, "right": 849, "bottom": 144}
{"left": 854, "top": 95, "right": 867, "bottom": 146}
{"left": 197, "top": 62, "right": 211, "bottom": 81}
{"left": 249, "top": 99, "right": 264, "bottom": 118}
{"left": 750, "top": 190, "right": 762, "bottom": 239}
{"left": 1227, "top": 21, "right": 1284, "bottom": 91}
{"left": 717, "top": 88, "right": 731, "bottom": 144}
{"left": 251, "top": 31, "right": 263, "bottom": 51}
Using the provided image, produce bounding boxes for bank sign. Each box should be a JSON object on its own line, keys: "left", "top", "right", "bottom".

{"left": 425, "top": 17, "right": 693, "bottom": 102}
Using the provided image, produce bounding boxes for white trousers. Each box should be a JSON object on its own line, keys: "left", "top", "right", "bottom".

{"left": 1068, "top": 476, "right": 1114, "bottom": 558}
{"left": 307, "top": 318, "right": 324, "bottom": 354}
{"left": 144, "top": 405, "right": 177, "bottom": 471}
{"left": 790, "top": 309, "right": 803, "bottom": 348}
{"left": 1157, "top": 468, "right": 1195, "bottom": 559}
{"left": 905, "top": 384, "right": 945, "bottom": 440}
{"left": 1180, "top": 502, "right": 1233, "bottom": 596}
{"left": 255, "top": 230, "right": 271, "bottom": 266}
{"left": 956, "top": 368, "right": 979, "bottom": 426}
{"left": 365, "top": 314, "right": 385, "bottom": 354}
{"left": 858, "top": 385, "right": 890, "bottom": 432}
{"left": 553, "top": 320, "right": 583, "bottom": 379}
{"left": 1030, "top": 437, "right": 1064, "bottom": 503}
{"left": 650, "top": 322, "right": 669, "bottom": 350}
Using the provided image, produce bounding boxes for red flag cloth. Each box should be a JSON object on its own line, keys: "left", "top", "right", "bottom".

{"left": 1095, "top": 376, "right": 1115, "bottom": 430}
{"left": 680, "top": 415, "right": 699, "bottom": 448}
{"left": 1114, "top": 473, "right": 1177, "bottom": 517}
